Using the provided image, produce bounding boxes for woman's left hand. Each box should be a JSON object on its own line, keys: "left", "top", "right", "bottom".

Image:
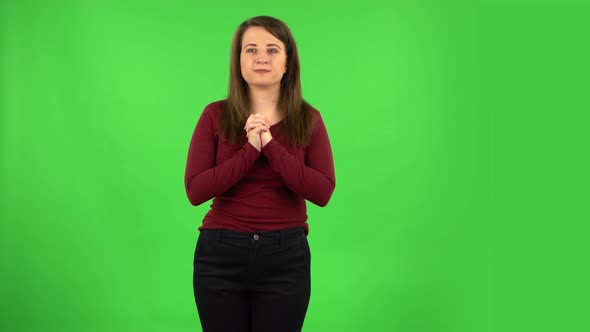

{"left": 260, "top": 128, "right": 273, "bottom": 148}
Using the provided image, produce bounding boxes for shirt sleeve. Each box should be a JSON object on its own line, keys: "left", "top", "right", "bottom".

{"left": 261, "top": 111, "right": 336, "bottom": 207}
{"left": 184, "top": 104, "right": 260, "bottom": 206}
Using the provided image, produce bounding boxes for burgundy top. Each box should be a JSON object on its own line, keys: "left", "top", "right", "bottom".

{"left": 184, "top": 100, "right": 336, "bottom": 234}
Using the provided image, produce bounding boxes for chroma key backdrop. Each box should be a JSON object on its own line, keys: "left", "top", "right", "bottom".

{"left": 2, "top": 1, "right": 589, "bottom": 332}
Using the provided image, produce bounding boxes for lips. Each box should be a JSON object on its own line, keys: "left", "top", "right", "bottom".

{"left": 254, "top": 69, "right": 270, "bottom": 73}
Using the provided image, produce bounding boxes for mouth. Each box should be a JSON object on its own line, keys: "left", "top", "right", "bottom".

{"left": 254, "top": 70, "right": 270, "bottom": 74}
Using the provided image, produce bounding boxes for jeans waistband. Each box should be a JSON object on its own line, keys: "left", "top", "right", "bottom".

{"left": 201, "top": 226, "right": 306, "bottom": 247}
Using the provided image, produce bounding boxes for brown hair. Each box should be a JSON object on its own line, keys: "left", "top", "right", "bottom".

{"left": 220, "top": 16, "right": 315, "bottom": 147}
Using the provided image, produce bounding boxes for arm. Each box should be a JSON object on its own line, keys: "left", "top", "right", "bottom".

{"left": 184, "top": 105, "right": 260, "bottom": 206}
{"left": 262, "top": 112, "right": 336, "bottom": 206}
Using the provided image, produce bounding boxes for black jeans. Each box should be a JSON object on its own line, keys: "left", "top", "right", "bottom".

{"left": 193, "top": 226, "right": 311, "bottom": 332}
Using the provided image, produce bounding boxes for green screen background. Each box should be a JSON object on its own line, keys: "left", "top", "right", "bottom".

{"left": 1, "top": 1, "right": 588, "bottom": 331}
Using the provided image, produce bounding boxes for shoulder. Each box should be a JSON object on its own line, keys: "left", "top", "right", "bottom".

{"left": 202, "top": 99, "right": 225, "bottom": 117}
{"left": 306, "top": 104, "right": 326, "bottom": 131}
{"left": 303, "top": 102, "right": 323, "bottom": 124}
{"left": 309, "top": 105, "right": 320, "bottom": 117}
{"left": 198, "top": 99, "right": 226, "bottom": 125}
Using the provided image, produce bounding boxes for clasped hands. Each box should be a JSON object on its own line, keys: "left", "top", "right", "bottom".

{"left": 244, "top": 114, "right": 273, "bottom": 152}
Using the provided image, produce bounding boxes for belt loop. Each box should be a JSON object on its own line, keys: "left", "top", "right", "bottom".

{"left": 216, "top": 228, "right": 223, "bottom": 243}
{"left": 279, "top": 229, "right": 284, "bottom": 248}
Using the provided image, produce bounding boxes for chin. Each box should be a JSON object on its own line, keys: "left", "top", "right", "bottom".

{"left": 247, "top": 80, "right": 280, "bottom": 88}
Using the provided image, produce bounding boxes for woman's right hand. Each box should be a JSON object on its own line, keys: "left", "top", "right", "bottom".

{"left": 244, "top": 114, "right": 270, "bottom": 151}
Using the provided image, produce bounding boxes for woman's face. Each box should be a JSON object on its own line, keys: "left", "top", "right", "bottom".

{"left": 240, "top": 26, "right": 287, "bottom": 89}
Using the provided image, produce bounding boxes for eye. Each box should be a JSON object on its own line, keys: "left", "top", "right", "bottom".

{"left": 268, "top": 48, "right": 279, "bottom": 53}
{"left": 246, "top": 48, "right": 256, "bottom": 53}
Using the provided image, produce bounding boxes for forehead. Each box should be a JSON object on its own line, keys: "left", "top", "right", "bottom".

{"left": 241, "top": 26, "right": 284, "bottom": 47}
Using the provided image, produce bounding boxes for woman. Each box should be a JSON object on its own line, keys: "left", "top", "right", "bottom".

{"left": 184, "top": 16, "right": 336, "bottom": 332}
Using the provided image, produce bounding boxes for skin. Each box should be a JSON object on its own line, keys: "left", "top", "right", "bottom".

{"left": 240, "top": 26, "right": 288, "bottom": 151}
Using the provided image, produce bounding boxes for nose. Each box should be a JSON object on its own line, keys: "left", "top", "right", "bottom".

{"left": 255, "top": 55, "right": 269, "bottom": 64}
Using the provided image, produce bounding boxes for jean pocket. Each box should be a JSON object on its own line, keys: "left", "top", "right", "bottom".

{"left": 194, "top": 231, "right": 210, "bottom": 260}
{"left": 299, "top": 236, "right": 311, "bottom": 267}
{"left": 193, "top": 234, "right": 202, "bottom": 260}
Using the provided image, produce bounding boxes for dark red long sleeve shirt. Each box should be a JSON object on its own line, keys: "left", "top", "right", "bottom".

{"left": 184, "top": 100, "right": 336, "bottom": 234}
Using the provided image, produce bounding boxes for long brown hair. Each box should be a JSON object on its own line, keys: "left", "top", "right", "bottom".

{"left": 220, "top": 16, "right": 315, "bottom": 147}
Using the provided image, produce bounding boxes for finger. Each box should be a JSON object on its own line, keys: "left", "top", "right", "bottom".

{"left": 250, "top": 123, "right": 267, "bottom": 131}
{"left": 249, "top": 123, "right": 269, "bottom": 134}
{"left": 246, "top": 123, "right": 260, "bottom": 133}
{"left": 245, "top": 116, "right": 263, "bottom": 129}
{"left": 253, "top": 113, "right": 268, "bottom": 120}
{"left": 253, "top": 117, "right": 270, "bottom": 126}
{"left": 250, "top": 119, "right": 270, "bottom": 128}
{"left": 252, "top": 114, "right": 271, "bottom": 127}
{"left": 248, "top": 120, "right": 270, "bottom": 131}
{"left": 244, "top": 115, "right": 254, "bottom": 130}
{"left": 246, "top": 115, "right": 269, "bottom": 129}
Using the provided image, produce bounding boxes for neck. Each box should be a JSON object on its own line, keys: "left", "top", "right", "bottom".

{"left": 248, "top": 84, "right": 280, "bottom": 116}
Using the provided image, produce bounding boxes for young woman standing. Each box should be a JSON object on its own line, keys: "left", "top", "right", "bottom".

{"left": 184, "top": 15, "right": 336, "bottom": 332}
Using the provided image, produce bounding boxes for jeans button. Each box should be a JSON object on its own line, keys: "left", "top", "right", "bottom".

{"left": 253, "top": 234, "right": 259, "bottom": 241}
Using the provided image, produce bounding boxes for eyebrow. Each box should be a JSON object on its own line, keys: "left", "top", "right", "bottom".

{"left": 243, "top": 43, "right": 282, "bottom": 50}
